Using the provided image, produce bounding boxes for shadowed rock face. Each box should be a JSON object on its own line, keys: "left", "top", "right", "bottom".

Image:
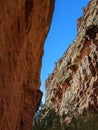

{"left": 45, "top": 0, "right": 98, "bottom": 121}
{"left": 0, "top": 0, "right": 54, "bottom": 130}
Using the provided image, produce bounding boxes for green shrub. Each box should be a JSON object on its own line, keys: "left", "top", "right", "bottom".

{"left": 33, "top": 105, "right": 98, "bottom": 130}
{"left": 65, "top": 110, "right": 98, "bottom": 130}
{"left": 33, "top": 106, "right": 62, "bottom": 130}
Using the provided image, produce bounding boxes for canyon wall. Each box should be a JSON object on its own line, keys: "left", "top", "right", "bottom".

{"left": 0, "top": 0, "right": 54, "bottom": 130}
{"left": 45, "top": 0, "right": 98, "bottom": 122}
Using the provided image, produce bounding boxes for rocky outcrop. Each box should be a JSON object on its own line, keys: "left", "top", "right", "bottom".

{"left": 0, "top": 0, "right": 54, "bottom": 130}
{"left": 45, "top": 0, "right": 98, "bottom": 121}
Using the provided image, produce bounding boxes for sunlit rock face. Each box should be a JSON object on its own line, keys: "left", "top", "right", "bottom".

{"left": 45, "top": 0, "right": 98, "bottom": 121}
{"left": 0, "top": 0, "right": 54, "bottom": 130}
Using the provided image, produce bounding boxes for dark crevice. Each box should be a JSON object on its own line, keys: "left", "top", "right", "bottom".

{"left": 25, "top": 0, "right": 33, "bottom": 28}
{"left": 96, "top": 61, "right": 98, "bottom": 69}
{"left": 17, "top": 17, "right": 20, "bottom": 33}
{"left": 86, "top": 25, "right": 98, "bottom": 40}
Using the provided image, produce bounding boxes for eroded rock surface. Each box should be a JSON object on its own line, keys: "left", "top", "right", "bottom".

{"left": 0, "top": 0, "right": 54, "bottom": 130}
{"left": 45, "top": 0, "right": 98, "bottom": 121}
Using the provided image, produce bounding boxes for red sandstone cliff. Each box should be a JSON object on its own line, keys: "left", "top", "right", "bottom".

{"left": 45, "top": 0, "right": 98, "bottom": 122}
{"left": 0, "top": 0, "right": 54, "bottom": 130}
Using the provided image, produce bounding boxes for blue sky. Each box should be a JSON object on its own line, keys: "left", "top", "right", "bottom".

{"left": 40, "top": 0, "right": 89, "bottom": 103}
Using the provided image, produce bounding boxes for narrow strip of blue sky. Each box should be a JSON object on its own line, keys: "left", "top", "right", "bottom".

{"left": 41, "top": 0, "right": 89, "bottom": 103}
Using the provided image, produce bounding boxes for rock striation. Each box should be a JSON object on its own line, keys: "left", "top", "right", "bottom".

{"left": 45, "top": 0, "right": 98, "bottom": 121}
{"left": 0, "top": 0, "right": 54, "bottom": 130}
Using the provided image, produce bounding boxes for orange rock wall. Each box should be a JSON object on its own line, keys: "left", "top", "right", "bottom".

{"left": 0, "top": 0, "right": 54, "bottom": 130}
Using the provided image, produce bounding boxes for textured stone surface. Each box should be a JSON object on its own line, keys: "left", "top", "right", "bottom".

{"left": 45, "top": 0, "right": 98, "bottom": 121}
{"left": 0, "top": 0, "right": 54, "bottom": 130}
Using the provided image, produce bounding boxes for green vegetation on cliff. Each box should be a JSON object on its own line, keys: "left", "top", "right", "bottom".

{"left": 33, "top": 106, "right": 98, "bottom": 130}
{"left": 33, "top": 106, "right": 62, "bottom": 130}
